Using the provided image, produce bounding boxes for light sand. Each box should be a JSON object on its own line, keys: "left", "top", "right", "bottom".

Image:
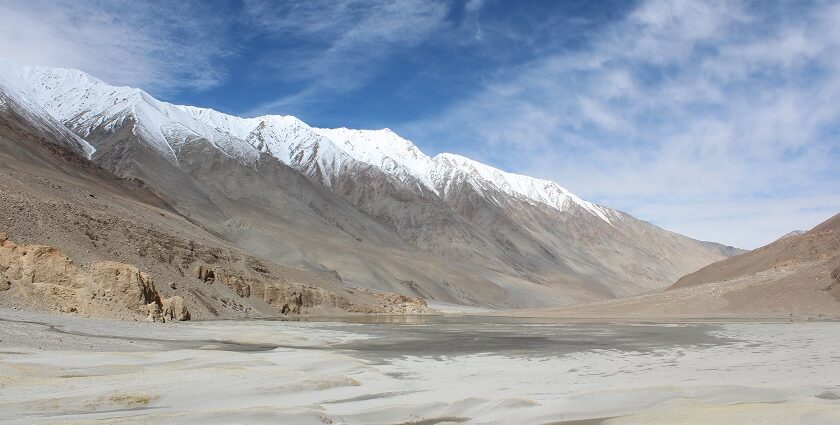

{"left": 1, "top": 309, "right": 839, "bottom": 424}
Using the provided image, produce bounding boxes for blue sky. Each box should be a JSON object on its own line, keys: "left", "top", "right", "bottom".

{"left": 1, "top": 0, "right": 839, "bottom": 248}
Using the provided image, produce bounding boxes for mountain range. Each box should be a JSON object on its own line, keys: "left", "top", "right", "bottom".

{"left": 0, "top": 58, "right": 742, "bottom": 316}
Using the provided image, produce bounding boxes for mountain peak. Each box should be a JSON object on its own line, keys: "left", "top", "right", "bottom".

{"left": 10, "top": 59, "right": 612, "bottom": 223}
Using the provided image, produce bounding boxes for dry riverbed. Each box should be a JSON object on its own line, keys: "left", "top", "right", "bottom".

{"left": 1, "top": 309, "right": 839, "bottom": 424}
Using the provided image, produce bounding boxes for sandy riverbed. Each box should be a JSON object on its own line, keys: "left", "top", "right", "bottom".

{"left": 1, "top": 309, "right": 839, "bottom": 424}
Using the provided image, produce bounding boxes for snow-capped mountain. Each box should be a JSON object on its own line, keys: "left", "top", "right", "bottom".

{"left": 0, "top": 59, "right": 95, "bottom": 159}
{"left": 16, "top": 63, "right": 616, "bottom": 224}
{"left": 0, "top": 59, "right": 743, "bottom": 307}
{"left": 20, "top": 66, "right": 260, "bottom": 166}
{"left": 313, "top": 128, "right": 616, "bottom": 223}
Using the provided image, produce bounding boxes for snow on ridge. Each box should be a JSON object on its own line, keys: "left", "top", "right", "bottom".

{"left": 21, "top": 65, "right": 142, "bottom": 127}
{"left": 0, "top": 60, "right": 96, "bottom": 158}
{"left": 174, "top": 104, "right": 263, "bottom": 140}
{"left": 171, "top": 105, "right": 354, "bottom": 182}
{"left": 313, "top": 127, "right": 437, "bottom": 189}
{"left": 14, "top": 62, "right": 346, "bottom": 174}
{"left": 18, "top": 65, "right": 263, "bottom": 165}
{"left": 432, "top": 153, "right": 613, "bottom": 223}
{"left": 313, "top": 127, "right": 612, "bottom": 223}
{"left": 12, "top": 60, "right": 611, "bottom": 223}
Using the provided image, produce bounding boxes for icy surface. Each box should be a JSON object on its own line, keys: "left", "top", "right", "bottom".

{"left": 3, "top": 310, "right": 840, "bottom": 424}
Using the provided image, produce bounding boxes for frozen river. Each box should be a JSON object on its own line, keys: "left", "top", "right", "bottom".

{"left": 1, "top": 310, "right": 839, "bottom": 424}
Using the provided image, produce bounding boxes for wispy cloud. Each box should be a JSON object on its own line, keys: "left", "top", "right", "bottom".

{"left": 243, "top": 0, "right": 450, "bottom": 115}
{"left": 0, "top": 0, "right": 234, "bottom": 94}
{"left": 403, "top": 0, "right": 840, "bottom": 248}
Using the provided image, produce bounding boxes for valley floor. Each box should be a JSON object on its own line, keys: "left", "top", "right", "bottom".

{"left": 1, "top": 309, "right": 839, "bottom": 424}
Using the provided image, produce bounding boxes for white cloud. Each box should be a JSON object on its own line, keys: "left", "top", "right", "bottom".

{"left": 2, "top": 0, "right": 835, "bottom": 248}
{"left": 0, "top": 0, "right": 233, "bottom": 94}
{"left": 403, "top": 0, "right": 840, "bottom": 248}
{"left": 622, "top": 194, "right": 840, "bottom": 248}
{"left": 244, "top": 0, "right": 450, "bottom": 114}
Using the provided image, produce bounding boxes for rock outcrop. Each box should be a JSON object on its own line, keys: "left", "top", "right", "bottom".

{"left": 194, "top": 265, "right": 215, "bottom": 284}
{"left": 373, "top": 292, "right": 429, "bottom": 315}
{"left": 827, "top": 265, "right": 840, "bottom": 302}
{"left": 0, "top": 233, "right": 189, "bottom": 322}
{"left": 0, "top": 231, "right": 429, "bottom": 320}
{"left": 189, "top": 264, "right": 430, "bottom": 315}
{"left": 161, "top": 296, "right": 191, "bottom": 321}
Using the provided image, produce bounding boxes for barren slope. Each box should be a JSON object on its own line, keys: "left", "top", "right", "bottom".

{"left": 511, "top": 212, "right": 840, "bottom": 319}
{"left": 672, "top": 212, "right": 840, "bottom": 289}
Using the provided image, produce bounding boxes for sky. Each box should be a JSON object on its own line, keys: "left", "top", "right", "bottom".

{"left": 1, "top": 0, "right": 839, "bottom": 249}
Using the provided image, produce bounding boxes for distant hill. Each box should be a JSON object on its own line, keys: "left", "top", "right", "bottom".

{"left": 776, "top": 230, "right": 806, "bottom": 241}
{"left": 518, "top": 212, "right": 840, "bottom": 319}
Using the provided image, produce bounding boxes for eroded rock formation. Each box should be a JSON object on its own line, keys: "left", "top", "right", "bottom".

{"left": 0, "top": 233, "right": 189, "bottom": 322}
{"left": 189, "top": 264, "right": 429, "bottom": 315}
{"left": 0, "top": 231, "right": 429, "bottom": 320}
